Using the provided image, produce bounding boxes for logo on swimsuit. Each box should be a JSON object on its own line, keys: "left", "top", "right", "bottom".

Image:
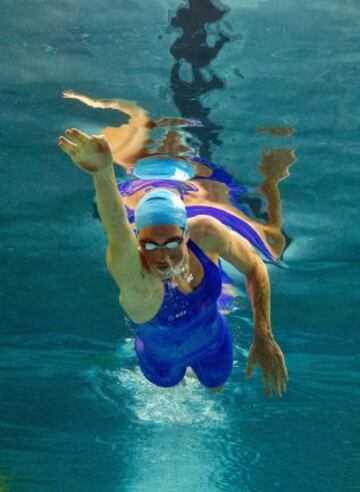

{"left": 175, "top": 310, "right": 187, "bottom": 319}
{"left": 168, "top": 309, "right": 187, "bottom": 322}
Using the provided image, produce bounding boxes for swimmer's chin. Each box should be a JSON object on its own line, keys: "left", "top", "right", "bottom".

{"left": 155, "top": 263, "right": 190, "bottom": 281}
{"left": 155, "top": 268, "right": 174, "bottom": 279}
{"left": 154, "top": 264, "right": 182, "bottom": 279}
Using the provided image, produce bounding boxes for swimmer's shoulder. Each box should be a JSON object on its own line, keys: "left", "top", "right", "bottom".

{"left": 188, "top": 214, "right": 262, "bottom": 275}
{"left": 188, "top": 214, "right": 230, "bottom": 260}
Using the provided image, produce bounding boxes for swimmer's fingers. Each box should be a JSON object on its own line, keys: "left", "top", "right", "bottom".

{"left": 58, "top": 132, "right": 111, "bottom": 174}
{"left": 245, "top": 339, "right": 288, "bottom": 398}
{"left": 272, "top": 357, "right": 289, "bottom": 398}
{"left": 262, "top": 372, "right": 273, "bottom": 398}
{"left": 60, "top": 130, "right": 108, "bottom": 155}
{"left": 245, "top": 359, "right": 254, "bottom": 379}
{"left": 279, "top": 357, "right": 289, "bottom": 382}
{"left": 269, "top": 341, "right": 288, "bottom": 398}
{"left": 279, "top": 372, "right": 287, "bottom": 396}
{"left": 269, "top": 357, "right": 287, "bottom": 398}
{"left": 58, "top": 136, "right": 78, "bottom": 158}
{"left": 58, "top": 136, "right": 87, "bottom": 171}
{"left": 272, "top": 371, "right": 284, "bottom": 398}
{"left": 245, "top": 345, "right": 256, "bottom": 379}
{"left": 263, "top": 368, "right": 283, "bottom": 398}
{"left": 64, "top": 128, "right": 92, "bottom": 145}
{"left": 274, "top": 350, "right": 288, "bottom": 397}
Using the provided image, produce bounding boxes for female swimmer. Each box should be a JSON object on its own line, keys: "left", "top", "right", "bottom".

{"left": 58, "top": 124, "right": 288, "bottom": 397}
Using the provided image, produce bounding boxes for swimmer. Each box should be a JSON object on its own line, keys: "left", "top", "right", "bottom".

{"left": 58, "top": 128, "right": 288, "bottom": 398}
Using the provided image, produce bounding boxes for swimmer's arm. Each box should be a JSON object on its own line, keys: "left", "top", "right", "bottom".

{"left": 222, "top": 231, "right": 288, "bottom": 398}
{"left": 59, "top": 129, "right": 142, "bottom": 287}
{"left": 196, "top": 215, "right": 273, "bottom": 339}
{"left": 93, "top": 165, "right": 135, "bottom": 247}
{"left": 94, "top": 166, "right": 145, "bottom": 283}
{"left": 220, "top": 231, "right": 273, "bottom": 340}
{"left": 224, "top": 235, "right": 288, "bottom": 397}
{"left": 198, "top": 215, "right": 288, "bottom": 397}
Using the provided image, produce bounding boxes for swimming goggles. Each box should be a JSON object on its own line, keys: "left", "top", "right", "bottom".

{"left": 139, "top": 236, "right": 184, "bottom": 251}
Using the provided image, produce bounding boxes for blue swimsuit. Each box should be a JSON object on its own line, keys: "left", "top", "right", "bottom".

{"left": 133, "top": 240, "right": 233, "bottom": 388}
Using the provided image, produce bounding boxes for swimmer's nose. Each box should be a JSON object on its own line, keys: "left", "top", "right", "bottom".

{"left": 157, "top": 248, "right": 170, "bottom": 259}
{"left": 155, "top": 249, "right": 171, "bottom": 265}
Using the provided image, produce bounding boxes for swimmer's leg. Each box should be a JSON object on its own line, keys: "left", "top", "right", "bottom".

{"left": 191, "top": 322, "right": 233, "bottom": 390}
{"left": 135, "top": 336, "right": 186, "bottom": 388}
{"left": 138, "top": 355, "right": 187, "bottom": 388}
{"left": 257, "top": 148, "right": 296, "bottom": 257}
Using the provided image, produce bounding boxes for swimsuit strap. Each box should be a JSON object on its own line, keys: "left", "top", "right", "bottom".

{"left": 187, "top": 238, "right": 214, "bottom": 268}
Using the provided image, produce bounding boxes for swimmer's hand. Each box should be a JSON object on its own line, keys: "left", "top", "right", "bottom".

{"left": 58, "top": 128, "right": 112, "bottom": 175}
{"left": 245, "top": 335, "right": 288, "bottom": 398}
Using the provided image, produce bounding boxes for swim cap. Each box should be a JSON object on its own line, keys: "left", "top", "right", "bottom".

{"left": 134, "top": 189, "right": 188, "bottom": 232}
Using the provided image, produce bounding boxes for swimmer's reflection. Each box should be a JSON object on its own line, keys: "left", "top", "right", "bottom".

{"left": 59, "top": 91, "right": 294, "bottom": 398}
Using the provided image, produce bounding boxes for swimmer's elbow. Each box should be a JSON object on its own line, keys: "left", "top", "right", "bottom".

{"left": 245, "top": 256, "right": 269, "bottom": 287}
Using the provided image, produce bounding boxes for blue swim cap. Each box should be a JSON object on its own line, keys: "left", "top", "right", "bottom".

{"left": 135, "top": 189, "right": 188, "bottom": 232}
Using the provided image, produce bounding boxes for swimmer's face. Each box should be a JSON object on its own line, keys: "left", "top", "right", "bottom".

{"left": 137, "top": 224, "right": 189, "bottom": 279}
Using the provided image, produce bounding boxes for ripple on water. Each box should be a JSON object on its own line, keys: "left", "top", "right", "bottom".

{"left": 87, "top": 338, "right": 263, "bottom": 426}
{"left": 89, "top": 363, "right": 227, "bottom": 426}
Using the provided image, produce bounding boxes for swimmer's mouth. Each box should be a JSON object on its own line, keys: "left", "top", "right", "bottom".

{"left": 156, "top": 265, "right": 173, "bottom": 277}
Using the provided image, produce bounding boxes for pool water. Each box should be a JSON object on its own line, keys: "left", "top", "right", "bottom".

{"left": 1, "top": 1, "right": 359, "bottom": 491}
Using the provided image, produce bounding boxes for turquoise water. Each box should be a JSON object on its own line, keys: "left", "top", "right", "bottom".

{"left": 1, "top": 1, "right": 359, "bottom": 491}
